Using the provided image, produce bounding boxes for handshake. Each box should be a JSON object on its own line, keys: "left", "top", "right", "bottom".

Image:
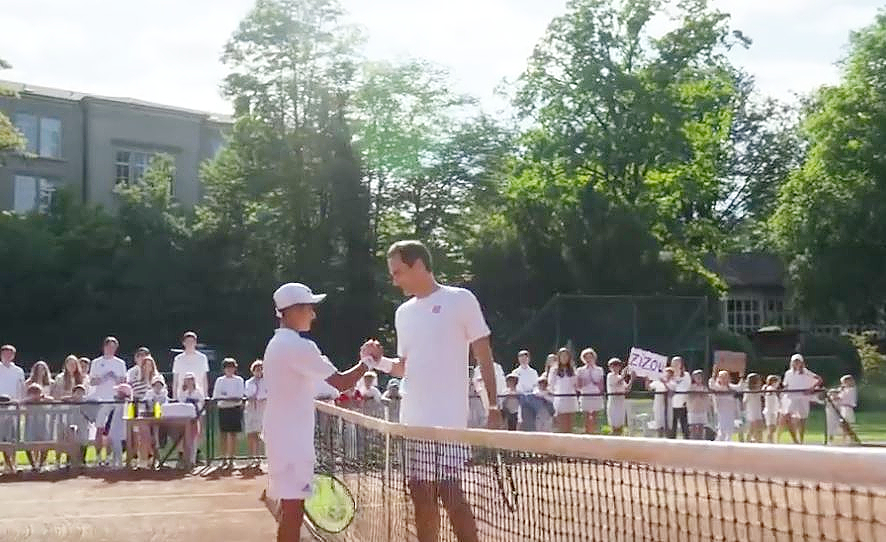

{"left": 359, "top": 339, "right": 396, "bottom": 373}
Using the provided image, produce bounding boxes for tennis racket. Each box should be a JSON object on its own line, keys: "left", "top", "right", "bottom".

{"left": 260, "top": 472, "right": 356, "bottom": 534}
{"left": 494, "top": 451, "right": 518, "bottom": 512}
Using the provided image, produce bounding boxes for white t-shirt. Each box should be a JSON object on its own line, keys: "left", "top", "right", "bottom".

{"left": 783, "top": 369, "right": 819, "bottom": 393}
{"left": 512, "top": 365, "right": 539, "bottom": 394}
{"left": 0, "top": 362, "right": 25, "bottom": 401}
{"left": 473, "top": 362, "right": 507, "bottom": 408}
{"left": 670, "top": 372, "right": 691, "bottom": 408}
{"left": 172, "top": 351, "right": 209, "bottom": 399}
{"left": 89, "top": 356, "right": 127, "bottom": 401}
{"left": 212, "top": 375, "right": 245, "bottom": 408}
{"left": 396, "top": 285, "right": 490, "bottom": 428}
{"left": 263, "top": 328, "right": 337, "bottom": 469}
{"left": 245, "top": 376, "right": 268, "bottom": 401}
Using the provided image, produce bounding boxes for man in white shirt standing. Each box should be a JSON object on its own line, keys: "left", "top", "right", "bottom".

{"left": 783, "top": 353, "right": 823, "bottom": 444}
{"left": 0, "top": 344, "right": 25, "bottom": 468}
{"left": 511, "top": 350, "right": 540, "bottom": 431}
{"left": 364, "top": 240, "right": 502, "bottom": 542}
{"left": 172, "top": 331, "right": 209, "bottom": 400}
{"left": 261, "top": 282, "right": 378, "bottom": 542}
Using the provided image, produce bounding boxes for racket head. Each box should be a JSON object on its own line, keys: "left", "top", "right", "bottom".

{"left": 304, "top": 473, "right": 356, "bottom": 533}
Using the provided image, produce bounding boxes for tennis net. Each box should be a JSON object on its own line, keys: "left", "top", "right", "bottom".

{"left": 313, "top": 401, "right": 886, "bottom": 542}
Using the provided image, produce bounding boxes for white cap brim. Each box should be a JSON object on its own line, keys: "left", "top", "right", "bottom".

{"left": 275, "top": 293, "right": 327, "bottom": 318}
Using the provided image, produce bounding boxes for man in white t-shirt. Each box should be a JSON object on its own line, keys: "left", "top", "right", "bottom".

{"left": 512, "top": 350, "right": 539, "bottom": 394}
{"left": 261, "top": 282, "right": 377, "bottom": 542}
{"left": 89, "top": 337, "right": 128, "bottom": 401}
{"left": 0, "top": 344, "right": 25, "bottom": 457}
{"left": 782, "top": 353, "right": 823, "bottom": 444}
{"left": 172, "top": 331, "right": 209, "bottom": 400}
{"left": 364, "top": 240, "right": 502, "bottom": 542}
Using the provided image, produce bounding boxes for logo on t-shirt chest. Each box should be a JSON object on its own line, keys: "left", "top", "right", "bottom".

{"left": 431, "top": 305, "right": 442, "bottom": 314}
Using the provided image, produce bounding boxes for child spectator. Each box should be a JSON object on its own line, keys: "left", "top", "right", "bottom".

{"left": 502, "top": 374, "right": 521, "bottom": 431}
{"left": 762, "top": 375, "right": 781, "bottom": 443}
{"left": 136, "top": 376, "right": 168, "bottom": 468}
{"left": 743, "top": 373, "right": 765, "bottom": 443}
{"left": 26, "top": 361, "right": 53, "bottom": 397}
{"left": 357, "top": 371, "right": 384, "bottom": 418}
{"left": 51, "top": 355, "right": 85, "bottom": 400}
{"left": 838, "top": 375, "right": 857, "bottom": 443}
{"left": 179, "top": 372, "right": 205, "bottom": 466}
{"left": 213, "top": 358, "right": 245, "bottom": 469}
{"left": 381, "top": 379, "right": 401, "bottom": 422}
{"left": 648, "top": 367, "right": 675, "bottom": 438}
{"left": 687, "top": 370, "right": 712, "bottom": 439}
{"left": 77, "top": 358, "right": 92, "bottom": 394}
{"left": 23, "top": 383, "right": 51, "bottom": 470}
{"left": 576, "top": 348, "right": 605, "bottom": 434}
{"left": 533, "top": 376, "right": 555, "bottom": 433}
{"left": 824, "top": 388, "right": 841, "bottom": 444}
{"left": 709, "top": 369, "right": 742, "bottom": 442}
{"left": 244, "top": 360, "right": 268, "bottom": 468}
{"left": 606, "top": 358, "right": 632, "bottom": 435}
{"left": 103, "top": 383, "right": 132, "bottom": 469}
{"left": 127, "top": 347, "right": 153, "bottom": 400}
{"left": 67, "top": 385, "right": 91, "bottom": 467}
{"left": 548, "top": 347, "right": 579, "bottom": 433}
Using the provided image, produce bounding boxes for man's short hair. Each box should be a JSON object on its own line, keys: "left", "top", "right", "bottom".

{"left": 182, "top": 331, "right": 198, "bottom": 341}
{"left": 222, "top": 357, "right": 238, "bottom": 369}
{"left": 0, "top": 344, "right": 15, "bottom": 354}
{"left": 103, "top": 336, "right": 119, "bottom": 346}
{"left": 387, "top": 240, "right": 433, "bottom": 272}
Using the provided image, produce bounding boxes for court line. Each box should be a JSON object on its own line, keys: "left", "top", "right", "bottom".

{"left": 0, "top": 507, "right": 267, "bottom": 522}
{"left": 0, "top": 491, "right": 246, "bottom": 505}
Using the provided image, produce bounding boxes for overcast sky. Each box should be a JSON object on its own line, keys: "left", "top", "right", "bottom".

{"left": 1, "top": 0, "right": 881, "bottom": 115}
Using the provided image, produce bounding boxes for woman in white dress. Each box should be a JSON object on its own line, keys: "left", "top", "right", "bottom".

{"left": 576, "top": 348, "right": 605, "bottom": 434}
{"left": 743, "top": 373, "right": 764, "bottom": 442}
{"left": 709, "top": 369, "right": 742, "bottom": 442}
{"left": 547, "top": 348, "right": 579, "bottom": 433}
{"left": 782, "top": 354, "right": 823, "bottom": 444}
{"left": 762, "top": 375, "right": 781, "bottom": 443}
{"left": 606, "top": 358, "right": 632, "bottom": 435}
{"left": 686, "top": 370, "right": 712, "bottom": 439}
{"left": 648, "top": 367, "right": 676, "bottom": 438}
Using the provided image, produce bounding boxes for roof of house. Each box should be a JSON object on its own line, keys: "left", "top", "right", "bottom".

{"left": 0, "top": 80, "right": 233, "bottom": 124}
{"left": 703, "top": 252, "right": 786, "bottom": 288}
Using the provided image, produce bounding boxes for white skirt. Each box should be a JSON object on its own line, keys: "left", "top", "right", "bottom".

{"left": 763, "top": 409, "right": 779, "bottom": 427}
{"left": 785, "top": 396, "right": 811, "bottom": 419}
{"left": 580, "top": 395, "right": 604, "bottom": 413}
{"left": 840, "top": 406, "right": 856, "bottom": 424}
{"left": 606, "top": 398, "right": 626, "bottom": 428}
{"left": 554, "top": 396, "right": 579, "bottom": 415}
{"left": 267, "top": 460, "right": 315, "bottom": 500}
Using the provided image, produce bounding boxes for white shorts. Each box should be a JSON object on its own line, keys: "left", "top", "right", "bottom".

{"left": 267, "top": 461, "right": 315, "bottom": 500}
{"left": 763, "top": 409, "right": 779, "bottom": 427}
{"left": 244, "top": 401, "right": 266, "bottom": 434}
{"left": 406, "top": 441, "right": 469, "bottom": 482}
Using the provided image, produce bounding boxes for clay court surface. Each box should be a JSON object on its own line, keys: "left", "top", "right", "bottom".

{"left": 0, "top": 469, "right": 284, "bottom": 542}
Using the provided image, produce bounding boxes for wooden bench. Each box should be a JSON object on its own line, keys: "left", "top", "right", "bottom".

{"left": 0, "top": 427, "right": 84, "bottom": 473}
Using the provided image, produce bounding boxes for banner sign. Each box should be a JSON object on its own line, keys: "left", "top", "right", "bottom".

{"left": 627, "top": 347, "right": 668, "bottom": 379}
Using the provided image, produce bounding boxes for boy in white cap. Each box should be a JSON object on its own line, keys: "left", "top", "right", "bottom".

{"left": 261, "top": 282, "right": 379, "bottom": 542}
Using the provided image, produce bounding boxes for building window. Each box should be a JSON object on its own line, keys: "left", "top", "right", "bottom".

{"left": 764, "top": 297, "right": 800, "bottom": 329}
{"left": 115, "top": 150, "right": 152, "bottom": 185}
{"left": 12, "top": 175, "right": 58, "bottom": 214}
{"left": 725, "top": 298, "right": 761, "bottom": 333}
{"left": 13, "top": 114, "right": 61, "bottom": 159}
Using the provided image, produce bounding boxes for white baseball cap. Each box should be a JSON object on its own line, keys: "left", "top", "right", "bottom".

{"left": 273, "top": 282, "right": 327, "bottom": 317}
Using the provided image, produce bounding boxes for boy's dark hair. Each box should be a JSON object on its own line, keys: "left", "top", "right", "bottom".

{"left": 387, "top": 240, "right": 433, "bottom": 272}
{"left": 0, "top": 344, "right": 15, "bottom": 354}
{"left": 183, "top": 331, "right": 198, "bottom": 341}
{"left": 222, "top": 357, "right": 238, "bottom": 369}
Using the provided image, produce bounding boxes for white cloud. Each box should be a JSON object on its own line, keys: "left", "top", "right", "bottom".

{"left": 0, "top": 0, "right": 880, "bottom": 114}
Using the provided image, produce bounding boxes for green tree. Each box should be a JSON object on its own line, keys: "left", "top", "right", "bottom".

{"left": 0, "top": 58, "right": 25, "bottom": 159}
{"left": 771, "top": 12, "right": 886, "bottom": 323}
{"left": 199, "top": 0, "right": 375, "bottom": 359}
{"left": 515, "top": 0, "right": 749, "bottom": 256}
